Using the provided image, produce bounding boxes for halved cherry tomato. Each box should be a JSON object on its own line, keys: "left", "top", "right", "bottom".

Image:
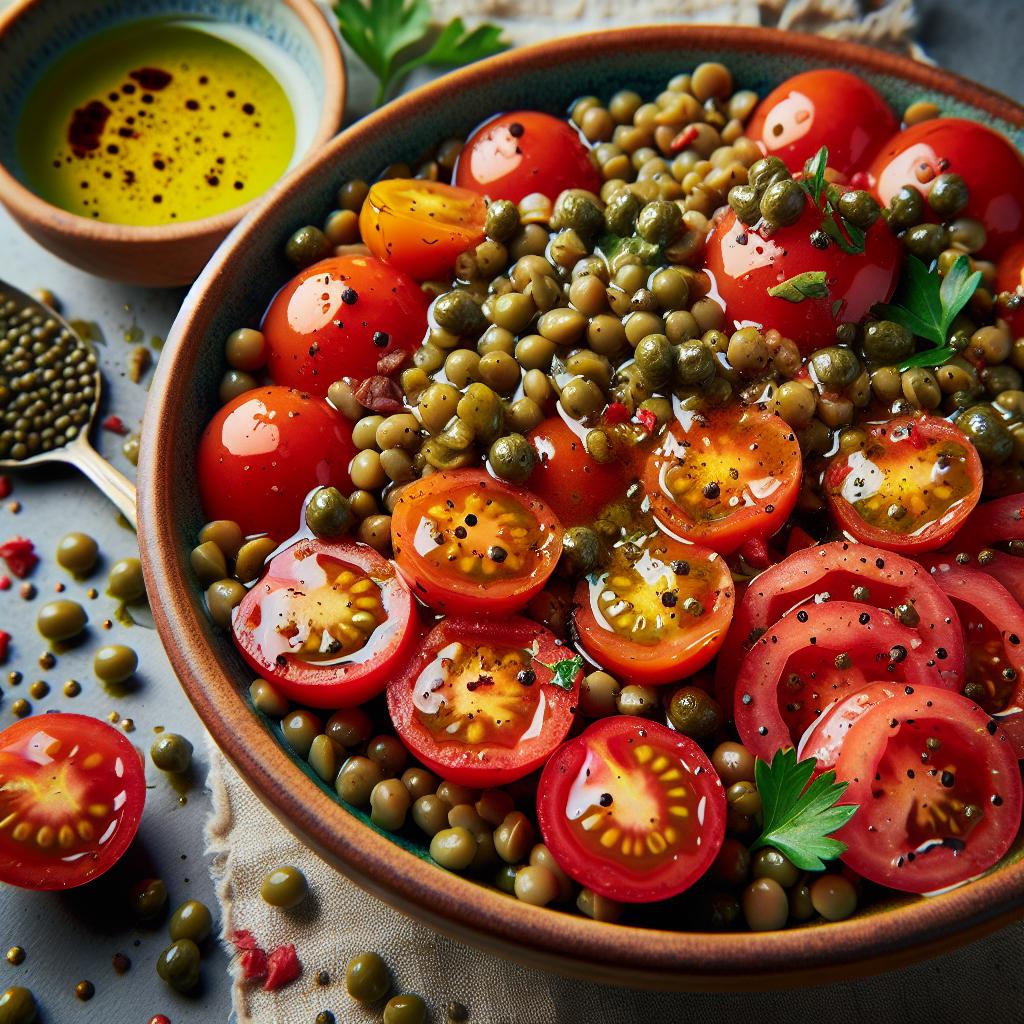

{"left": 526, "top": 416, "right": 628, "bottom": 527}
{"left": 824, "top": 416, "right": 983, "bottom": 553}
{"left": 715, "top": 541, "right": 964, "bottom": 713}
{"left": 233, "top": 538, "right": 418, "bottom": 709}
{"left": 642, "top": 405, "right": 801, "bottom": 554}
{"left": 705, "top": 200, "right": 901, "bottom": 354}
{"left": 387, "top": 616, "right": 580, "bottom": 787}
{"left": 390, "top": 469, "right": 562, "bottom": 615}
{"left": 197, "top": 387, "right": 357, "bottom": 541}
{"left": 0, "top": 714, "right": 145, "bottom": 890}
{"left": 359, "top": 179, "right": 487, "bottom": 282}
{"left": 996, "top": 240, "right": 1024, "bottom": 338}
{"left": 455, "top": 111, "right": 601, "bottom": 203}
{"left": 747, "top": 70, "right": 898, "bottom": 178}
{"left": 573, "top": 530, "right": 734, "bottom": 686}
{"left": 869, "top": 118, "right": 1024, "bottom": 257}
{"left": 537, "top": 716, "right": 725, "bottom": 903}
{"left": 261, "top": 255, "right": 428, "bottom": 395}
{"left": 734, "top": 601, "right": 953, "bottom": 761}
{"left": 836, "top": 690, "right": 1022, "bottom": 893}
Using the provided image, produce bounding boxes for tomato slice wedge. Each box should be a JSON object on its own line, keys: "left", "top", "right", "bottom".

{"left": 387, "top": 616, "right": 580, "bottom": 788}
{"left": 824, "top": 415, "right": 982, "bottom": 554}
{"left": 951, "top": 495, "right": 1024, "bottom": 604}
{"left": 715, "top": 541, "right": 964, "bottom": 713}
{"left": 537, "top": 716, "right": 725, "bottom": 903}
{"left": 734, "top": 601, "right": 954, "bottom": 761}
{"left": 572, "top": 530, "right": 734, "bottom": 686}
{"left": 0, "top": 714, "right": 146, "bottom": 890}
{"left": 836, "top": 690, "right": 1022, "bottom": 893}
{"left": 642, "top": 405, "right": 801, "bottom": 555}
{"left": 391, "top": 469, "right": 563, "bottom": 615}
{"left": 232, "top": 538, "right": 418, "bottom": 709}
{"left": 359, "top": 179, "right": 487, "bottom": 281}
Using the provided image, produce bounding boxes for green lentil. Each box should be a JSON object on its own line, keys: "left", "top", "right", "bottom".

{"left": 150, "top": 733, "right": 193, "bottom": 774}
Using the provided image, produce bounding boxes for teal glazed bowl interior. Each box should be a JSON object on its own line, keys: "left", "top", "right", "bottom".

{"left": 140, "top": 26, "right": 1024, "bottom": 990}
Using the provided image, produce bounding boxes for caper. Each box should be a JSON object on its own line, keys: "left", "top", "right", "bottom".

{"left": 417, "top": 382, "right": 461, "bottom": 434}
{"left": 675, "top": 339, "right": 715, "bottom": 385}
{"left": 751, "top": 847, "right": 799, "bottom": 887}
{"left": 904, "top": 222, "right": 950, "bottom": 261}
{"left": 810, "top": 874, "right": 858, "bottom": 921}
{"left": 789, "top": 879, "right": 816, "bottom": 921}
{"left": 727, "top": 780, "right": 762, "bottom": 817}
{"left": 552, "top": 190, "right": 604, "bottom": 239}
{"left": 384, "top": 994, "right": 428, "bottom": 1024}
{"left": 457, "top": 383, "right": 504, "bottom": 444}
{"left": 326, "top": 707, "right": 373, "bottom": 748}
{"left": 486, "top": 199, "right": 520, "bottom": 242}
{"left": 169, "top": 900, "right": 213, "bottom": 944}
{"left": 580, "top": 670, "right": 621, "bottom": 717}
{"left": 636, "top": 200, "right": 682, "bottom": 244}
{"left": 771, "top": 380, "right": 817, "bottom": 427}
{"left": 810, "top": 346, "right": 860, "bottom": 390}
{"left": 324, "top": 208, "right": 360, "bottom": 245}
{"left": 285, "top": 225, "right": 331, "bottom": 268}
{"left": 346, "top": 951, "right": 391, "bottom": 1002}
{"left": 742, "top": 878, "right": 788, "bottom": 931}
{"left": 927, "top": 173, "right": 969, "bottom": 218}
{"left": 305, "top": 486, "right": 354, "bottom": 538}
{"left": 727, "top": 184, "right": 761, "bottom": 225}
{"left": 157, "top": 939, "right": 201, "bottom": 993}
{"left": 667, "top": 686, "right": 723, "bottom": 739}
{"left": 712, "top": 741, "right": 756, "bottom": 785}
{"left": 198, "top": 519, "right": 244, "bottom": 559}
{"left": 727, "top": 327, "right": 769, "bottom": 375}
{"left": 835, "top": 189, "right": 880, "bottom": 230}
{"left": 488, "top": 433, "right": 535, "bottom": 483}
{"left": 887, "top": 185, "right": 924, "bottom": 228}
{"left": 93, "top": 644, "right": 137, "bottom": 684}
{"left": 561, "top": 526, "right": 601, "bottom": 575}
{"left": 338, "top": 179, "right": 370, "bottom": 211}
{"left": 131, "top": 877, "right": 168, "bottom": 921}
{"left": 759, "top": 179, "right": 805, "bottom": 228}
{"left": 430, "top": 826, "right": 477, "bottom": 870}
{"left": 0, "top": 986, "right": 37, "bottom": 1024}
{"left": 151, "top": 733, "right": 193, "bottom": 774}
{"left": 634, "top": 333, "right": 674, "bottom": 390}
{"left": 862, "top": 320, "right": 914, "bottom": 364}
{"left": 250, "top": 678, "right": 289, "bottom": 717}
{"left": 336, "top": 755, "right": 383, "bottom": 806}
{"left": 261, "top": 865, "right": 308, "bottom": 908}
{"left": 37, "top": 599, "right": 87, "bottom": 642}
{"left": 433, "top": 290, "right": 485, "bottom": 336}
{"left": 281, "top": 709, "right": 322, "bottom": 758}
{"left": 55, "top": 532, "right": 98, "bottom": 575}
{"left": 617, "top": 683, "right": 658, "bottom": 716}
{"left": 901, "top": 367, "right": 942, "bottom": 410}
{"left": 205, "top": 578, "right": 246, "bottom": 628}
{"left": 959, "top": 404, "right": 1014, "bottom": 463}
{"left": 746, "top": 156, "right": 790, "bottom": 194}
{"left": 604, "top": 190, "right": 641, "bottom": 236}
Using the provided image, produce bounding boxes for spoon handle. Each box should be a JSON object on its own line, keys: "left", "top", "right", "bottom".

{"left": 70, "top": 441, "right": 138, "bottom": 529}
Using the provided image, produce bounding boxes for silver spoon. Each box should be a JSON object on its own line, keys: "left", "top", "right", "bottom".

{"left": 0, "top": 279, "right": 137, "bottom": 528}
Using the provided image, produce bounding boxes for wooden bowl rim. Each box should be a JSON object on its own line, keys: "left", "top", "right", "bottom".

{"left": 139, "top": 24, "right": 1024, "bottom": 987}
{"left": 0, "top": 0, "right": 345, "bottom": 244}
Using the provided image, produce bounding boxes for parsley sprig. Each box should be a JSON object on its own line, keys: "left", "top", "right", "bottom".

{"left": 750, "top": 748, "right": 858, "bottom": 871}
{"left": 798, "top": 147, "right": 866, "bottom": 255}
{"left": 334, "top": 0, "right": 509, "bottom": 107}
{"left": 534, "top": 654, "right": 584, "bottom": 691}
{"left": 874, "top": 253, "right": 982, "bottom": 370}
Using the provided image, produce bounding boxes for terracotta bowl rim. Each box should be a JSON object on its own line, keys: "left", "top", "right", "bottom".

{"left": 0, "top": 0, "right": 346, "bottom": 244}
{"left": 139, "top": 24, "right": 1024, "bottom": 987}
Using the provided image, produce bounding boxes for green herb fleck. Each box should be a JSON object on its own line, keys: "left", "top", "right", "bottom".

{"left": 797, "top": 147, "right": 866, "bottom": 255}
{"left": 767, "top": 270, "right": 829, "bottom": 303}
{"left": 535, "top": 654, "right": 584, "bottom": 691}
{"left": 597, "top": 233, "right": 662, "bottom": 267}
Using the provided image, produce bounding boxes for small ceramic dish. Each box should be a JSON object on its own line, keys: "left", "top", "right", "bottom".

{"left": 139, "top": 26, "right": 1024, "bottom": 989}
{"left": 0, "top": 0, "right": 344, "bottom": 287}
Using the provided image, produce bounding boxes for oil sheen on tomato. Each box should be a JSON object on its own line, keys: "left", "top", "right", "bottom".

{"left": 17, "top": 18, "right": 295, "bottom": 225}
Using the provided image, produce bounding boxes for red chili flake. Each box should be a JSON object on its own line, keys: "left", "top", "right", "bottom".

{"left": 240, "top": 948, "right": 268, "bottom": 981}
{"left": 101, "top": 415, "right": 128, "bottom": 435}
{"left": 0, "top": 631, "right": 10, "bottom": 664}
{"left": 603, "top": 402, "right": 629, "bottom": 425}
{"left": 376, "top": 349, "right": 409, "bottom": 377}
{"left": 263, "top": 944, "right": 301, "bottom": 992}
{"left": 635, "top": 407, "right": 658, "bottom": 433}
{"left": 669, "top": 124, "right": 700, "bottom": 153}
{"left": 0, "top": 576, "right": 10, "bottom": 591}
{"left": 0, "top": 537, "right": 38, "bottom": 578}
{"left": 0, "top": 477, "right": 10, "bottom": 499}
{"left": 354, "top": 375, "right": 404, "bottom": 414}
{"left": 229, "top": 929, "right": 260, "bottom": 951}
{"left": 739, "top": 537, "right": 770, "bottom": 570}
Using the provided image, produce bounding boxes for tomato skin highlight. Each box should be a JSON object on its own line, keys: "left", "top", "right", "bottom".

{"left": 233, "top": 538, "right": 418, "bottom": 709}
{"left": 796, "top": 681, "right": 903, "bottom": 771}
{"left": 747, "top": 70, "right": 898, "bottom": 177}
{"left": 359, "top": 179, "right": 487, "bottom": 281}
{"left": 0, "top": 714, "right": 146, "bottom": 891}
{"left": 261, "top": 254, "right": 428, "bottom": 395}
{"left": 196, "top": 387, "right": 358, "bottom": 542}
{"left": 836, "top": 690, "right": 1023, "bottom": 893}
{"left": 387, "top": 616, "right": 580, "bottom": 788}
{"left": 824, "top": 415, "right": 983, "bottom": 554}
{"left": 537, "top": 717, "right": 725, "bottom": 903}
{"left": 869, "top": 118, "right": 1024, "bottom": 258}
{"left": 455, "top": 111, "right": 601, "bottom": 203}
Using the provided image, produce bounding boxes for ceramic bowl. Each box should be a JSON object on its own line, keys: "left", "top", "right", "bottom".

{"left": 139, "top": 26, "right": 1024, "bottom": 989}
{"left": 0, "top": 0, "right": 344, "bottom": 287}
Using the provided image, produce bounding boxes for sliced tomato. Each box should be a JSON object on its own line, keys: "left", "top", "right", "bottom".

{"left": 359, "top": 179, "right": 487, "bottom": 281}
{"left": 797, "top": 681, "right": 904, "bottom": 771}
{"left": 573, "top": 530, "right": 734, "bottom": 686}
{"left": 390, "top": 469, "right": 562, "bottom": 615}
{"left": 959, "top": 493, "right": 1024, "bottom": 549}
{"left": 387, "top": 616, "right": 580, "bottom": 787}
{"left": 824, "top": 416, "right": 982, "bottom": 554}
{"left": 526, "top": 416, "right": 629, "bottom": 527}
{"left": 0, "top": 714, "right": 146, "bottom": 890}
{"left": 261, "top": 254, "right": 428, "bottom": 395}
{"left": 836, "top": 690, "right": 1022, "bottom": 893}
{"left": 715, "top": 541, "right": 964, "bottom": 713}
{"left": 537, "top": 717, "right": 725, "bottom": 903}
{"left": 233, "top": 538, "right": 418, "bottom": 709}
{"left": 454, "top": 111, "right": 601, "bottom": 203}
{"left": 734, "top": 600, "right": 953, "bottom": 761}
{"left": 747, "top": 70, "right": 898, "bottom": 177}
{"left": 642, "top": 405, "right": 801, "bottom": 555}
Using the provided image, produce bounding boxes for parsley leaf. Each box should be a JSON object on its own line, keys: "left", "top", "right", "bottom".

{"left": 796, "top": 147, "right": 866, "bottom": 255}
{"left": 767, "top": 270, "right": 829, "bottom": 303}
{"left": 800, "top": 146, "right": 829, "bottom": 205}
{"left": 750, "top": 748, "right": 858, "bottom": 871}
{"left": 333, "top": 0, "right": 509, "bottom": 107}
{"left": 535, "top": 654, "right": 584, "bottom": 691}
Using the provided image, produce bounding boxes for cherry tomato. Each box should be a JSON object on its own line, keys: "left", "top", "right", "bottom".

{"left": 734, "top": 600, "right": 952, "bottom": 761}
{"left": 642, "top": 405, "right": 801, "bottom": 554}
{"left": 573, "top": 530, "right": 734, "bottom": 686}
{"left": 536, "top": 717, "right": 725, "bottom": 903}
{"left": 797, "top": 681, "right": 903, "bottom": 771}
{"left": 705, "top": 200, "right": 901, "bottom": 354}
{"left": 0, "top": 714, "right": 145, "bottom": 890}
{"left": 261, "top": 255, "right": 428, "bottom": 395}
{"left": 824, "top": 415, "right": 983, "bottom": 554}
{"left": 455, "top": 111, "right": 601, "bottom": 203}
{"left": 233, "top": 538, "right": 418, "bottom": 709}
{"left": 387, "top": 616, "right": 580, "bottom": 787}
{"left": 836, "top": 690, "right": 1022, "bottom": 893}
{"left": 869, "top": 118, "right": 1024, "bottom": 257}
{"left": 197, "top": 387, "right": 357, "bottom": 542}
{"left": 359, "top": 179, "right": 487, "bottom": 282}
{"left": 747, "top": 70, "right": 898, "bottom": 177}
{"left": 390, "top": 468, "right": 562, "bottom": 615}
{"left": 526, "top": 417, "right": 628, "bottom": 527}
{"left": 715, "top": 541, "right": 964, "bottom": 714}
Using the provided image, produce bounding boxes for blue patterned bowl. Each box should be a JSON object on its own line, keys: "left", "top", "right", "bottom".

{"left": 0, "top": 0, "right": 344, "bottom": 285}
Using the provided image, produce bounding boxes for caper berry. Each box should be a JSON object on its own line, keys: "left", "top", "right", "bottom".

{"left": 485, "top": 199, "right": 520, "bottom": 242}
{"left": 634, "top": 333, "right": 674, "bottom": 390}
{"left": 959, "top": 404, "right": 1014, "bottom": 463}
{"left": 150, "top": 733, "right": 193, "bottom": 774}
{"left": 156, "top": 939, "right": 201, "bottom": 993}
{"left": 927, "top": 173, "right": 969, "bottom": 218}
{"left": 836, "top": 189, "right": 881, "bottom": 229}
{"left": 131, "top": 877, "right": 168, "bottom": 922}
{"left": 0, "top": 986, "right": 37, "bottom": 1024}
{"left": 675, "top": 339, "right": 715, "bottom": 385}
{"left": 561, "top": 526, "right": 601, "bottom": 575}
{"left": 93, "top": 644, "right": 137, "bottom": 684}
{"left": 55, "top": 532, "right": 98, "bottom": 575}
{"left": 169, "top": 900, "right": 213, "bottom": 944}
{"left": 488, "top": 433, "right": 535, "bottom": 483}
{"left": 108, "top": 557, "right": 146, "bottom": 603}
{"left": 433, "top": 290, "right": 485, "bottom": 335}
{"left": 261, "top": 865, "right": 308, "bottom": 908}
{"left": 759, "top": 179, "right": 805, "bottom": 228}
{"left": 667, "top": 686, "right": 723, "bottom": 738}
{"left": 636, "top": 200, "right": 682, "bottom": 244}
{"left": 285, "top": 226, "right": 331, "bottom": 268}
{"left": 862, "top": 320, "right": 914, "bottom": 364}
{"left": 810, "top": 346, "right": 860, "bottom": 390}
{"left": 346, "top": 951, "right": 391, "bottom": 1002}
{"left": 37, "top": 599, "right": 87, "bottom": 642}
{"left": 305, "top": 486, "right": 354, "bottom": 538}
